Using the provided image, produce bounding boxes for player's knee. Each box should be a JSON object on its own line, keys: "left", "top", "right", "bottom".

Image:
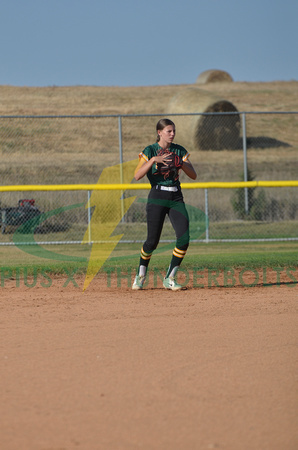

{"left": 143, "top": 240, "right": 158, "bottom": 253}
{"left": 176, "top": 233, "right": 189, "bottom": 250}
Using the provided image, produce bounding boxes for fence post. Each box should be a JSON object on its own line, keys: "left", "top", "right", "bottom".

{"left": 205, "top": 188, "right": 209, "bottom": 243}
{"left": 242, "top": 113, "right": 249, "bottom": 214}
{"left": 87, "top": 190, "right": 92, "bottom": 244}
{"left": 118, "top": 115, "right": 125, "bottom": 222}
{"left": 118, "top": 115, "right": 124, "bottom": 174}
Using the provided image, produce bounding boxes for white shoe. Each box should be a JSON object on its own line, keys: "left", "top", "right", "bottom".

{"left": 163, "top": 277, "right": 182, "bottom": 291}
{"left": 132, "top": 275, "right": 146, "bottom": 290}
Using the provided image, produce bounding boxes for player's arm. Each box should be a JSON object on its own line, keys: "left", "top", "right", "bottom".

{"left": 181, "top": 159, "right": 197, "bottom": 180}
{"left": 134, "top": 157, "right": 153, "bottom": 181}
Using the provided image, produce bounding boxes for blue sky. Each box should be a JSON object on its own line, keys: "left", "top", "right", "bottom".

{"left": 1, "top": 0, "right": 297, "bottom": 87}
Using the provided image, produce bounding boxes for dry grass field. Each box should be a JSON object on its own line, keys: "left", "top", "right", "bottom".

{"left": 1, "top": 81, "right": 297, "bottom": 178}
{"left": 0, "top": 80, "right": 297, "bottom": 239}
{"left": 1, "top": 80, "right": 298, "bottom": 116}
{"left": 1, "top": 81, "right": 297, "bottom": 222}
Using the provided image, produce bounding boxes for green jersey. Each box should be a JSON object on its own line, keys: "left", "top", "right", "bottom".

{"left": 139, "top": 142, "right": 190, "bottom": 187}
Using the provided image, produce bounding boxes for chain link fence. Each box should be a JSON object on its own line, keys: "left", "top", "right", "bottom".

{"left": 0, "top": 112, "right": 297, "bottom": 245}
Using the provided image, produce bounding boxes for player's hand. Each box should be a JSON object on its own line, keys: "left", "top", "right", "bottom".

{"left": 154, "top": 154, "right": 172, "bottom": 165}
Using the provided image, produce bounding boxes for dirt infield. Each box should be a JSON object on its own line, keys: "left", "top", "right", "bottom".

{"left": 1, "top": 270, "right": 297, "bottom": 450}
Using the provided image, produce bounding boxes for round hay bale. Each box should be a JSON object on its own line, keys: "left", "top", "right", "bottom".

{"left": 196, "top": 69, "right": 233, "bottom": 84}
{"left": 167, "top": 87, "right": 240, "bottom": 150}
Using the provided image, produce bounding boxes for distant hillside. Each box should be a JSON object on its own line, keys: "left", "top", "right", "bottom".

{"left": 0, "top": 81, "right": 297, "bottom": 116}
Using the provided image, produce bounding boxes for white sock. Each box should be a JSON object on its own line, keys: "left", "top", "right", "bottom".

{"left": 167, "top": 266, "right": 179, "bottom": 278}
{"left": 138, "top": 265, "right": 147, "bottom": 277}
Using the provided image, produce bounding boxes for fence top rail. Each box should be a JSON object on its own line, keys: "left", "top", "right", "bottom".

{"left": 0, "top": 111, "right": 297, "bottom": 119}
{"left": 0, "top": 181, "right": 297, "bottom": 192}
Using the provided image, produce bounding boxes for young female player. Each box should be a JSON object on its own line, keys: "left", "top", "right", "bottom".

{"left": 132, "top": 118, "right": 197, "bottom": 291}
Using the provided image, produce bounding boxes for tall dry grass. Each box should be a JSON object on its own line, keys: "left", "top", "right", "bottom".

{"left": 0, "top": 81, "right": 297, "bottom": 216}
{"left": 1, "top": 81, "right": 298, "bottom": 116}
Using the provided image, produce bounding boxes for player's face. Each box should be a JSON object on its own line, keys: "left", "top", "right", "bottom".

{"left": 158, "top": 125, "right": 176, "bottom": 146}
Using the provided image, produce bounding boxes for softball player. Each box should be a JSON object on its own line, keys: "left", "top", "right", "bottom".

{"left": 132, "top": 118, "right": 197, "bottom": 291}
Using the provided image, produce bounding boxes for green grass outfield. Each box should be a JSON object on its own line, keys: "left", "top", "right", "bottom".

{"left": 0, "top": 241, "right": 297, "bottom": 278}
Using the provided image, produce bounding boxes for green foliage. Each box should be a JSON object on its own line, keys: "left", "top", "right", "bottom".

{"left": 231, "top": 168, "right": 270, "bottom": 221}
{"left": 250, "top": 189, "right": 267, "bottom": 221}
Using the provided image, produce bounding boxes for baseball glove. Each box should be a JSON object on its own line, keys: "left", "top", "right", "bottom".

{"left": 155, "top": 149, "right": 183, "bottom": 180}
